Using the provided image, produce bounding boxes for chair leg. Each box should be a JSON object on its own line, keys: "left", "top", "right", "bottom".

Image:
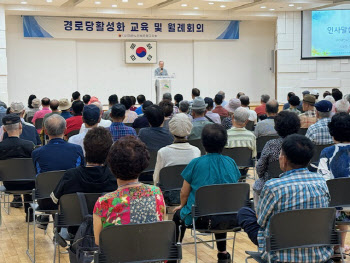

{"left": 193, "top": 220, "right": 198, "bottom": 263}
{"left": 231, "top": 232, "right": 237, "bottom": 263}
{"left": 245, "top": 256, "right": 252, "bottom": 263}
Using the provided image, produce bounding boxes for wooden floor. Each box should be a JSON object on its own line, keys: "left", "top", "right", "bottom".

{"left": 1, "top": 175, "right": 350, "bottom": 263}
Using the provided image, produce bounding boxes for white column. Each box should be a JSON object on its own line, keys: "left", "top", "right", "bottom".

{"left": 0, "top": 5, "right": 7, "bottom": 105}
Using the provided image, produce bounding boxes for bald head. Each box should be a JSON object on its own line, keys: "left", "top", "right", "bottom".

{"left": 266, "top": 99, "right": 279, "bottom": 116}
{"left": 44, "top": 114, "right": 66, "bottom": 138}
{"left": 50, "top": 99, "right": 59, "bottom": 111}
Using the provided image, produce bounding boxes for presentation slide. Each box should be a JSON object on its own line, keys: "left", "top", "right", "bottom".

{"left": 302, "top": 10, "right": 350, "bottom": 58}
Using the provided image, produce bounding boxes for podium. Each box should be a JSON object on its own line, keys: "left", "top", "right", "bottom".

{"left": 154, "top": 75, "right": 176, "bottom": 103}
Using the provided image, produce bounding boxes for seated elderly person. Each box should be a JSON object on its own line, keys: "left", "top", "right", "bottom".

{"left": 238, "top": 134, "right": 332, "bottom": 263}
{"left": 159, "top": 99, "right": 173, "bottom": 130}
{"left": 132, "top": 100, "right": 153, "bottom": 129}
{"left": 108, "top": 104, "right": 137, "bottom": 142}
{"left": 254, "top": 100, "right": 279, "bottom": 138}
{"left": 173, "top": 124, "right": 241, "bottom": 262}
{"left": 299, "top": 95, "right": 317, "bottom": 128}
{"left": 153, "top": 113, "right": 201, "bottom": 186}
{"left": 204, "top": 97, "right": 221, "bottom": 124}
{"left": 93, "top": 136, "right": 165, "bottom": 245}
{"left": 335, "top": 99, "right": 350, "bottom": 113}
{"left": 188, "top": 97, "right": 212, "bottom": 140}
{"left": 318, "top": 113, "right": 350, "bottom": 254}
{"left": 285, "top": 95, "right": 301, "bottom": 115}
{"left": 120, "top": 96, "right": 138, "bottom": 124}
{"left": 221, "top": 98, "right": 241, "bottom": 130}
{"left": 51, "top": 127, "right": 117, "bottom": 204}
{"left": 179, "top": 100, "right": 192, "bottom": 120}
{"left": 253, "top": 111, "right": 300, "bottom": 205}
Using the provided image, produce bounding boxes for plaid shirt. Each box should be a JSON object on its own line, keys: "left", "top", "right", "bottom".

{"left": 299, "top": 109, "right": 317, "bottom": 128}
{"left": 306, "top": 118, "right": 334, "bottom": 145}
{"left": 109, "top": 122, "right": 137, "bottom": 142}
{"left": 256, "top": 168, "right": 332, "bottom": 262}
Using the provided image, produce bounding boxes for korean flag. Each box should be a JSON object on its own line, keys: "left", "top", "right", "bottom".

{"left": 125, "top": 41, "right": 157, "bottom": 64}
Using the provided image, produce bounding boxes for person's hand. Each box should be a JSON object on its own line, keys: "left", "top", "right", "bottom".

{"left": 173, "top": 205, "right": 183, "bottom": 213}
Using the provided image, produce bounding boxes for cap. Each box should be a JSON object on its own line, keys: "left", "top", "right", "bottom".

{"left": 111, "top": 104, "right": 126, "bottom": 118}
{"left": 83, "top": 105, "right": 100, "bottom": 123}
{"left": 310, "top": 89, "right": 319, "bottom": 96}
{"left": 303, "top": 94, "right": 316, "bottom": 105}
{"left": 58, "top": 98, "right": 72, "bottom": 111}
{"left": 169, "top": 113, "right": 193, "bottom": 137}
{"left": 302, "top": 90, "right": 310, "bottom": 96}
{"left": 191, "top": 97, "right": 207, "bottom": 110}
{"left": 315, "top": 100, "right": 333, "bottom": 113}
{"left": 2, "top": 114, "right": 21, "bottom": 125}
{"left": 10, "top": 102, "right": 25, "bottom": 114}
{"left": 225, "top": 98, "right": 241, "bottom": 113}
{"left": 88, "top": 96, "right": 100, "bottom": 105}
{"left": 31, "top": 98, "right": 41, "bottom": 108}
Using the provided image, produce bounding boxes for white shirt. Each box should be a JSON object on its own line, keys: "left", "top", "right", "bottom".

{"left": 79, "top": 119, "right": 111, "bottom": 133}
{"left": 68, "top": 128, "right": 90, "bottom": 155}
{"left": 153, "top": 142, "right": 201, "bottom": 185}
{"left": 246, "top": 108, "right": 258, "bottom": 124}
{"left": 205, "top": 111, "right": 221, "bottom": 124}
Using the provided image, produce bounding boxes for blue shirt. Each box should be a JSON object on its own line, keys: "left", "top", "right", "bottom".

{"left": 32, "top": 138, "right": 84, "bottom": 175}
{"left": 61, "top": 111, "right": 73, "bottom": 120}
{"left": 306, "top": 117, "right": 334, "bottom": 145}
{"left": 180, "top": 153, "right": 241, "bottom": 225}
{"left": 257, "top": 168, "right": 332, "bottom": 262}
{"left": 135, "top": 106, "right": 143, "bottom": 115}
{"left": 138, "top": 127, "right": 174, "bottom": 152}
{"left": 109, "top": 122, "right": 137, "bottom": 142}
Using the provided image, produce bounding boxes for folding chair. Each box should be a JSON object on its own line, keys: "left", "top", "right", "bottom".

{"left": 158, "top": 165, "right": 186, "bottom": 207}
{"left": 190, "top": 183, "right": 251, "bottom": 263}
{"left": 139, "top": 150, "right": 158, "bottom": 184}
{"left": 267, "top": 160, "right": 283, "bottom": 179}
{"left": 124, "top": 123, "right": 133, "bottom": 127}
{"left": 297, "top": 128, "right": 308, "bottom": 136}
{"left": 222, "top": 147, "right": 255, "bottom": 181}
{"left": 34, "top": 118, "right": 44, "bottom": 130}
{"left": 67, "top": 130, "right": 79, "bottom": 139}
{"left": 26, "top": 170, "right": 65, "bottom": 263}
{"left": 0, "top": 158, "right": 36, "bottom": 224}
{"left": 256, "top": 135, "right": 279, "bottom": 159}
{"left": 188, "top": 139, "right": 206, "bottom": 156}
{"left": 245, "top": 208, "right": 342, "bottom": 263}
{"left": 308, "top": 144, "right": 333, "bottom": 172}
{"left": 94, "top": 221, "right": 182, "bottom": 263}
{"left": 53, "top": 193, "right": 102, "bottom": 263}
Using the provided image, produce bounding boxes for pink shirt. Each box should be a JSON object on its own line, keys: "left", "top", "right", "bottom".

{"left": 32, "top": 107, "right": 52, "bottom": 133}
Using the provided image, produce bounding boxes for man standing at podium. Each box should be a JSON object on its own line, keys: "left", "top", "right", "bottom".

{"left": 155, "top": 61, "right": 168, "bottom": 77}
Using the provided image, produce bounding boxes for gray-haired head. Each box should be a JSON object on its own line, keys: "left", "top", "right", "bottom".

{"left": 179, "top": 100, "right": 190, "bottom": 113}
{"left": 266, "top": 99, "right": 279, "bottom": 114}
{"left": 233, "top": 107, "right": 250, "bottom": 124}
{"left": 261, "top": 94, "right": 270, "bottom": 104}
{"left": 45, "top": 114, "right": 66, "bottom": 137}
{"left": 162, "top": 93, "right": 172, "bottom": 101}
{"left": 92, "top": 101, "right": 103, "bottom": 114}
{"left": 324, "top": 95, "right": 335, "bottom": 104}
{"left": 4, "top": 123, "right": 20, "bottom": 132}
{"left": 217, "top": 91, "right": 225, "bottom": 99}
{"left": 335, "top": 99, "right": 350, "bottom": 113}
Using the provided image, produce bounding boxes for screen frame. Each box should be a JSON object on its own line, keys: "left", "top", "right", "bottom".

{"left": 301, "top": 10, "right": 350, "bottom": 60}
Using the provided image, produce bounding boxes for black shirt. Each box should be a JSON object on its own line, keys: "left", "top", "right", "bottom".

{"left": 132, "top": 115, "right": 150, "bottom": 129}
{"left": 0, "top": 137, "right": 34, "bottom": 160}
{"left": 3, "top": 122, "right": 41, "bottom": 145}
{"left": 51, "top": 165, "right": 117, "bottom": 204}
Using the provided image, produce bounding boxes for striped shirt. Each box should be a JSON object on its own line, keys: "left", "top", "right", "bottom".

{"left": 256, "top": 168, "right": 332, "bottom": 262}
{"left": 306, "top": 118, "right": 334, "bottom": 145}
{"left": 226, "top": 127, "right": 257, "bottom": 158}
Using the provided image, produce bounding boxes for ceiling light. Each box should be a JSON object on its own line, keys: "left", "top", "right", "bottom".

{"left": 288, "top": 4, "right": 294, "bottom": 6}
{"left": 269, "top": 8, "right": 275, "bottom": 11}
{"left": 181, "top": 3, "right": 187, "bottom": 7}
{"left": 122, "top": 0, "right": 128, "bottom": 2}
{"left": 297, "top": 6, "right": 302, "bottom": 9}
{"left": 94, "top": 1, "right": 101, "bottom": 4}
{"left": 137, "top": 2, "right": 143, "bottom": 5}
{"left": 112, "top": 4, "right": 117, "bottom": 7}
{"left": 46, "top": 0, "right": 53, "bottom": 2}
{"left": 193, "top": 6, "right": 199, "bottom": 9}
{"left": 21, "top": 1, "right": 27, "bottom": 4}
{"left": 220, "top": 5, "right": 226, "bottom": 8}
{"left": 260, "top": 6, "right": 266, "bottom": 8}
{"left": 208, "top": 2, "right": 214, "bottom": 4}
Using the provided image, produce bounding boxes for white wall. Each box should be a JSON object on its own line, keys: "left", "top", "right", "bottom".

{"left": 276, "top": 12, "right": 350, "bottom": 103}
{"left": 6, "top": 15, "right": 275, "bottom": 105}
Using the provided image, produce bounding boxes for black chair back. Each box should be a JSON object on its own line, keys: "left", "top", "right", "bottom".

{"left": 267, "top": 208, "right": 339, "bottom": 252}
{"left": 0, "top": 158, "right": 36, "bottom": 182}
{"left": 297, "top": 128, "right": 308, "bottom": 136}
{"left": 267, "top": 160, "right": 283, "bottom": 179}
{"left": 222, "top": 147, "right": 254, "bottom": 167}
{"left": 135, "top": 128, "right": 141, "bottom": 135}
{"left": 310, "top": 144, "right": 333, "bottom": 164}
{"left": 188, "top": 139, "right": 206, "bottom": 156}
{"left": 159, "top": 165, "right": 186, "bottom": 192}
{"left": 246, "top": 121, "right": 255, "bottom": 131}
{"left": 56, "top": 193, "right": 102, "bottom": 227}
{"left": 27, "top": 116, "right": 34, "bottom": 124}
{"left": 193, "top": 183, "right": 250, "bottom": 218}
{"left": 124, "top": 123, "right": 132, "bottom": 127}
{"left": 97, "top": 221, "right": 181, "bottom": 263}
{"left": 67, "top": 130, "right": 79, "bottom": 139}
{"left": 35, "top": 118, "right": 44, "bottom": 130}
{"left": 257, "top": 135, "right": 279, "bottom": 155}
{"left": 327, "top": 178, "right": 350, "bottom": 208}
{"left": 35, "top": 171, "right": 65, "bottom": 199}
{"left": 143, "top": 151, "right": 158, "bottom": 173}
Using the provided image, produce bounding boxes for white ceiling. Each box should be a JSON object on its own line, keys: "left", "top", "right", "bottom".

{"left": 1, "top": 0, "right": 349, "bottom": 20}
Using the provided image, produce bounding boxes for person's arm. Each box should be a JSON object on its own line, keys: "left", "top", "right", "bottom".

{"left": 256, "top": 186, "right": 276, "bottom": 228}
{"left": 153, "top": 151, "right": 164, "bottom": 186}
{"left": 256, "top": 141, "right": 272, "bottom": 178}
{"left": 173, "top": 180, "right": 191, "bottom": 212}
{"left": 93, "top": 214, "right": 103, "bottom": 246}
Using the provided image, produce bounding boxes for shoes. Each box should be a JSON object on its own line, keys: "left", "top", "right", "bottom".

{"left": 36, "top": 215, "right": 50, "bottom": 230}
{"left": 10, "top": 196, "right": 23, "bottom": 208}
{"left": 217, "top": 252, "right": 231, "bottom": 263}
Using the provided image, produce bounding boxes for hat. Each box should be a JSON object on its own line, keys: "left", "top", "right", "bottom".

{"left": 58, "top": 98, "right": 72, "bottom": 111}
{"left": 169, "top": 113, "right": 193, "bottom": 137}
{"left": 88, "top": 96, "right": 100, "bottom": 105}
{"left": 225, "top": 98, "right": 241, "bottom": 113}
{"left": 31, "top": 98, "right": 40, "bottom": 108}
{"left": 2, "top": 113, "right": 21, "bottom": 125}
{"left": 315, "top": 100, "right": 333, "bottom": 113}
{"left": 83, "top": 105, "right": 100, "bottom": 123}
{"left": 10, "top": 102, "right": 25, "bottom": 114}
{"left": 191, "top": 97, "right": 207, "bottom": 110}
{"left": 310, "top": 89, "right": 319, "bottom": 96}
{"left": 111, "top": 104, "right": 126, "bottom": 118}
{"left": 303, "top": 94, "right": 316, "bottom": 105}
{"left": 302, "top": 90, "right": 310, "bottom": 96}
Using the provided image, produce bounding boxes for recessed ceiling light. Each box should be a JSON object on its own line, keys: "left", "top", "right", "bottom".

{"left": 21, "top": 1, "right": 27, "bottom": 4}
{"left": 297, "top": 6, "right": 302, "bottom": 9}
{"left": 137, "top": 2, "right": 143, "bottom": 5}
{"left": 193, "top": 6, "right": 199, "bottom": 9}
{"left": 112, "top": 4, "right": 117, "bottom": 7}
{"left": 46, "top": 0, "right": 53, "bottom": 2}
{"left": 288, "top": 4, "right": 294, "bottom": 7}
{"left": 269, "top": 8, "right": 275, "bottom": 11}
{"left": 220, "top": 5, "right": 226, "bottom": 8}
{"left": 260, "top": 6, "right": 266, "bottom": 9}
{"left": 181, "top": 3, "right": 187, "bottom": 7}
{"left": 94, "top": 1, "right": 101, "bottom": 4}
{"left": 208, "top": 2, "right": 214, "bottom": 4}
